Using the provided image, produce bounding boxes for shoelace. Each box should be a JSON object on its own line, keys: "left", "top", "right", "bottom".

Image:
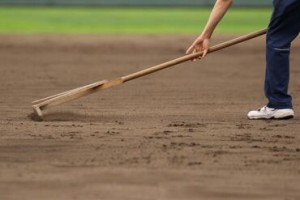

{"left": 258, "top": 106, "right": 274, "bottom": 112}
{"left": 258, "top": 106, "right": 266, "bottom": 111}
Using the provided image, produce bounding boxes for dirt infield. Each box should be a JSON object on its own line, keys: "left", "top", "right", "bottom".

{"left": 0, "top": 34, "right": 300, "bottom": 200}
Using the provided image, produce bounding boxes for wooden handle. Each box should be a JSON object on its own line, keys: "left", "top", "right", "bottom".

{"left": 122, "top": 29, "right": 267, "bottom": 82}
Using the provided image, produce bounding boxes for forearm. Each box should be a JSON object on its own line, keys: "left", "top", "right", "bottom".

{"left": 186, "top": 0, "right": 233, "bottom": 56}
{"left": 202, "top": 0, "right": 233, "bottom": 38}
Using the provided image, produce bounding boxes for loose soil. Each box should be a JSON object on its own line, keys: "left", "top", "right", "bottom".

{"left": 0, "top": 34, "right": 300, "bottom": 200}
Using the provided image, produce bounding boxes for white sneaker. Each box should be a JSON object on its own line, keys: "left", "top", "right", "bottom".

{"left": 247, "top": 106, "right": 294, "bottom": 120}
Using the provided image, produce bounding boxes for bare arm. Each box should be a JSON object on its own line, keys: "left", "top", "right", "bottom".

{"left": 186, "top": 0, "right": 233, "bottom": 57}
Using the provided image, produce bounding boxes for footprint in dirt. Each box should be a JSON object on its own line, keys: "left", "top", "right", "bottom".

{"left": 168, "top": 121, "right": 207, "bottom": 128}
{"left": 236, "top": 123, "right": 253, "bottom": 129}
{"left": 272, "top": 135, "right": 295, "bottom": 139}
{"left": 259, "top": 127, "right": 273, "bottom": 131}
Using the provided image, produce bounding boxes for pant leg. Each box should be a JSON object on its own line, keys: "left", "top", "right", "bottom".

{"left": 265, "top": 2, "right": 300, "bottom": 109}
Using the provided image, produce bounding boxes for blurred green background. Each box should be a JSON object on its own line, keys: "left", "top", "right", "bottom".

{"left": 0, "top": 1, "right": 272, "bottom": 34}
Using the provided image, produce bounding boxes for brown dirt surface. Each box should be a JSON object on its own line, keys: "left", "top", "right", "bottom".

{"left": 0, "top": 34, "right": 300, "bottom": 200}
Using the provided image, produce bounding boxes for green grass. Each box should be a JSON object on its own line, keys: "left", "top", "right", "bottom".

{"left": 0, "top": 7, "right": 271, "bottom": 34}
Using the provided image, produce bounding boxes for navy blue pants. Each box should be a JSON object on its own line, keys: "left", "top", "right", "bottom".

{"left": 265, "top": 0, "right": 300, "bottom": 109}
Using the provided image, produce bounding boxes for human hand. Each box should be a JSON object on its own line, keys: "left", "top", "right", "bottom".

{"left": 186, "top": 35, "right": 210, "bottom": 60}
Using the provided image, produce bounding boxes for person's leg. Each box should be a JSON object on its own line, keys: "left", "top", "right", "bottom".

{"left": 248, "top": 1, "right": 300, "bottom": 119}
{"left": 265, "top": 2, "right": 300, "bottom": 109}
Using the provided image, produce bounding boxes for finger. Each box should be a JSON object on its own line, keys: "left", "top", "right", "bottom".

{"left": 186, "top": 44, "right": 195, "bottom": 54}
{"left": 202, "top": 49, "right": 208, "bottom": 58}
{"left": 186, "top": 38, "right": 201, "bottom": 54}
{"left": 192, "top": 49, "right": 197, "bottom": 61}
{"left": 202, "top": 39, "right": 209, "bottom": 58}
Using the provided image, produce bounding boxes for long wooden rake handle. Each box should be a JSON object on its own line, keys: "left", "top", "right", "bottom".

{"left": 32, "top": 29, "right": 267, "bottom": 119}
{"left": 122, "top": 29, "right": 267, "bottom": 82}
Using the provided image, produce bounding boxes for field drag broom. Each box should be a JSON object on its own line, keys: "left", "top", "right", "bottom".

{"left": 32, "top": 29, "right": 267, "bottom": 120}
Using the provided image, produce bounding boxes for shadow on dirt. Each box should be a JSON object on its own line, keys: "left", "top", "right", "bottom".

{"left": 28, "top": 111, "right": 104, "bottom": 122}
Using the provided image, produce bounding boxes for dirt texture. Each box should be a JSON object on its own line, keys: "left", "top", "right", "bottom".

{"left": 0, "top": 34, "right": 300, "bottom": 200}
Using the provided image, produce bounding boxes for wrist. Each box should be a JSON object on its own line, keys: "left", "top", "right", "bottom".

{"left": 201, "top": 31, "right": 212, "bottom": 39}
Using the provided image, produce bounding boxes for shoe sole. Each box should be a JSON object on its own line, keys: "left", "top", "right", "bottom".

{"left": 248, "top": 115, "right": 294, "bottom": 120}
{"left": 272, "top": 115, "right": 294, "bottom": 120}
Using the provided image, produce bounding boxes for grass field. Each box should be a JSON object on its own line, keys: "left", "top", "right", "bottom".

{"left": 0, "top": 7, "right": 271, "bottom": 34}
